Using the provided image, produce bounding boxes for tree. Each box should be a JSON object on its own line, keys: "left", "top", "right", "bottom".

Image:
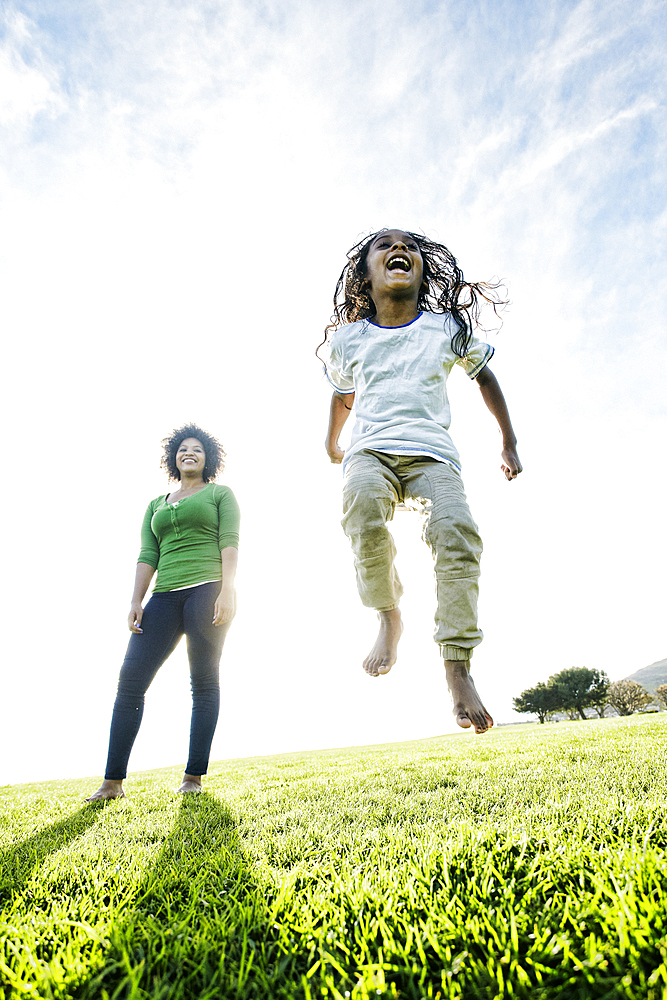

{"left": 655, "top": 684, "right": 667, "bottom": 710}
{"left": 586, "top": 670, "right": 611, "bottom": 717}
{"left": 513, "top": 682, "right": 560, "bottom": 724}
{"left": 548, "top": 667, "right": 610, "bottom": 720}
{"left": 607, "top": 680, "right": 652, "bottom": 716}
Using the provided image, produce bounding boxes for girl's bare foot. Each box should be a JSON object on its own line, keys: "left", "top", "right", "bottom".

{"left": 85, "top": 779, "right": 125, "bottom": 802}
{"left": 363, "top": 608, "right": 403, "bottom": 676}
{"left": 445, "top": 660, "right": 494, "bottom": 734}
{"left": 178, "top": 773, "right": 203, "bottom": 794}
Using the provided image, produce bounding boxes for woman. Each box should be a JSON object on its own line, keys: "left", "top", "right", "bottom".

{"left": 86, "top": 424, "right": 240, "bottom": 799}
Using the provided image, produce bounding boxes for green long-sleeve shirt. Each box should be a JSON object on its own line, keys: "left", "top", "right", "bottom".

{"left": 138, "top": 483, "right": 240, "bottom": 593}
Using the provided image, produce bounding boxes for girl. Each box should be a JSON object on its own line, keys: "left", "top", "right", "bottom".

{"left": 319, "top": 229, "right": 521, "bottom": 734}
{"left": 86, "top": 424, "right": 240, "bottom": 799}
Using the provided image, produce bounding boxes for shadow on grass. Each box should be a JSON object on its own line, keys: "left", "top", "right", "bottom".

{"left": 0, "top": 806, "right": 102, "bottom": 906}
{"left": 72, "top": 792, "right": 280, "bottom": 1000}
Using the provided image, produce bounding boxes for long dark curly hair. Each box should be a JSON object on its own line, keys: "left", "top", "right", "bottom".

{"left": 160, "top": 423, "right": 225, "bottom": 482}
{"left": 317, "top": 229, "right": 506, "bottom": 360}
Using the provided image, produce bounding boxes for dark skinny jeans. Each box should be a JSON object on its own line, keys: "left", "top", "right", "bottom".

{"left": 105, "top": 582, "right": 230, "bottom": 780}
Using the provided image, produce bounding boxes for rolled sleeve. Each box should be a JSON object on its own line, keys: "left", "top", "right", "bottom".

{"left": 217, "top": 487, "right": 240, "bottom": 550}
{"left": 455, "top": 339, "right": 495, "bottom": 380}
{"left": 137, "top": 500, "right": 160, "bottom": 568}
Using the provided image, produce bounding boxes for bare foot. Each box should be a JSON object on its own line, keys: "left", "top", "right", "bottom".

{"left": 445, "top": 660, "right": 494, "bottom": 734}
{"left": 178, "top": 773, "right": 203, "bottom": 794}
{"left": 363, "top": 608, "right": 403, "bottom": 677}
{"left": 85, "top": 779, "right": 125, "bottom": 802}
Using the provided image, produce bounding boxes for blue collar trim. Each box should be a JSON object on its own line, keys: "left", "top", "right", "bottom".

{"left": 368, "top": 312, "right": 422, "bottom": 330}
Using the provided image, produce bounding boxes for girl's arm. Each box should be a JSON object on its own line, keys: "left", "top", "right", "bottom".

{"left": 326, "top": 391, "right": 355, "bottom": 464}
{"left": 475, "top": 367, "right": 522, "bottom": 481}
{"left": 213, "top": 546, "right": 238, "bottom": 626}
{"left": 128, "top": 562, "right": 156, "bottom": 633}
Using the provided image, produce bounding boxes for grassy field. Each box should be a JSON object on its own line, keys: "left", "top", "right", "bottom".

{"left": 1, "top": 715, "right": 666, "bottom": 1000}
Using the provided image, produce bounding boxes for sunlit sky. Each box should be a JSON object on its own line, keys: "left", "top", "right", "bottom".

{"left": 1, "top": 0, "right": 665, "bottom": 787}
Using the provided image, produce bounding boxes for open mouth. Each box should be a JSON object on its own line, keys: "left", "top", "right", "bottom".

{"left": 387, "top": 254, "right": 411, "bottom": 272}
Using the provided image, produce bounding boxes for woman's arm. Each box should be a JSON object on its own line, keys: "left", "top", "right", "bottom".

{"left": 128, "top": 562, "right": 156, "bottom": 633}
{"left": 326, "top": 391, "right": 355, "bottom": 463}
{"left": 212, "top": 546, "right": 238, "bottom": 626}
{"left": 475, "top": 367, "right": 522, "bottom": 481}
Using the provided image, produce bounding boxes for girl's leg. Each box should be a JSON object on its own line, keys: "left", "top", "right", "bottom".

{"left": 181, "top": 583, "right": 230, "bottom": 786}
{"left": 341, "top": 451, "right": 404, "bottom": 675}
{"left": 406, "top": 460, "right": 492, "bottom": 734}
{"left": 342, "top": 451, "right": 403, "bottom": 609}
{"left": 406, "top": 460, "right": 483, "bottom": 654}
{"left": 103, "top": 592, "right": 184, "bottom": 781}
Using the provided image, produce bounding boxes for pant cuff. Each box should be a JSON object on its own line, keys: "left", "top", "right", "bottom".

{"left": 376, "top": 604, "right": 399, "bottom": 613}
{"left": 440, "top": 645, "right": 472, "bottom": 661}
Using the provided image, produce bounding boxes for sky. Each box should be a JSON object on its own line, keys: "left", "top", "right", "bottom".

{"left": 1, "top": 0, "right": 665, "bottom": 787}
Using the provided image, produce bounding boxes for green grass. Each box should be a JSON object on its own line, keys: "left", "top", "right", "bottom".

{"left": 1, "top": 715, "right": 666, "bottom": 999}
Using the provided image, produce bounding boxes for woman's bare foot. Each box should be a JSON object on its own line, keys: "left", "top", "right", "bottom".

{"left": 178, "top": 773, "right": 203, "bottom": 794}
{"left": 85, "top": 779, "right": 125, "bottom": 802}
{"left": 363, "top": 608, "right": 403, "bottom": 677}
{"left": 445, "top": 660, "right": 494, "bottom": 734}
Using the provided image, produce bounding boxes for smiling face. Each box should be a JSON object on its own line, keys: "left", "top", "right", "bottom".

{"left": 364, "top": 229, "right": 424, "bottom": 304}
{"left": 175, "top": 437, "right": 206, "bottom": 479}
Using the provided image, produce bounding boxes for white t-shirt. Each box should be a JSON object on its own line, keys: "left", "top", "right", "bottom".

{"left": 323, "top": 311, "right": 494, "bottom": 471}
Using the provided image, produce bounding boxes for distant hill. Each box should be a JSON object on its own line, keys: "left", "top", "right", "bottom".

{"left": 625, "top": 658, "right": 667, "bottom": 694}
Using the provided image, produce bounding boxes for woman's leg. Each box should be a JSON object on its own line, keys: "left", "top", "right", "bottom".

{"left": 341, "top": 450, "right": 404, "bottom": 675}
{"left": 103, "top": 592, "right": 184, "bottom": 781}
{"left": 181, "top": 583, "right": 230, "bottom": 786}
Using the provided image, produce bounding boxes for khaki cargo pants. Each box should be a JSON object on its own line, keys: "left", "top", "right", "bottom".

{"left": 341, "top": 450, "right": 483, "bottom": 661}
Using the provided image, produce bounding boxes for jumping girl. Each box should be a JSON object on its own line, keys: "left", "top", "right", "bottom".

{"left": 319, "top": 229, "right": 522, "bottom": 734}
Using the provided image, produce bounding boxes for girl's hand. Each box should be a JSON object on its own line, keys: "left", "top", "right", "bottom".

{"left": 325, "top": 392, "right": 353, "bottom": 465}
{"left": 501, "top": 446, "right": 523, "bottom": 480}
{"left": 213, "top": 586, "right": 236, "bottom": 626}
{"left": 326, "top": 442, "right": 345, "bottom": 464}
{"left": 128, "top": 602, "right": 144, "bottom": 633}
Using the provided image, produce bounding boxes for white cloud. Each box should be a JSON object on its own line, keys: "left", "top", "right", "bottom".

{"left": 524, "top": 0, "right": 631, "bottom": 83}
{"left": 0, "top": 11, "right": 64, "bottom": 127}
{"left": 482, "top": 96, "right": 658, "bottom": 202}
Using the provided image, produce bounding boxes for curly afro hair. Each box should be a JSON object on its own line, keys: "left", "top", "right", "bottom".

{"left": 160, "top": 423, "right": 226, "bottom": 482}
{"left": 317, "top": 229, "right": 506, "bottom": 360}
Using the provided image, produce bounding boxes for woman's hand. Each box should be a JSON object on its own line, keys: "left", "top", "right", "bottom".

{"left": 128, "top": 563, "right": 155, "bottom": 633}
{"left": 128, "top": 602, "right": 144, "bottom": 633}
{"left": 213, "top": 585, "right": 236, "bottom": 626}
